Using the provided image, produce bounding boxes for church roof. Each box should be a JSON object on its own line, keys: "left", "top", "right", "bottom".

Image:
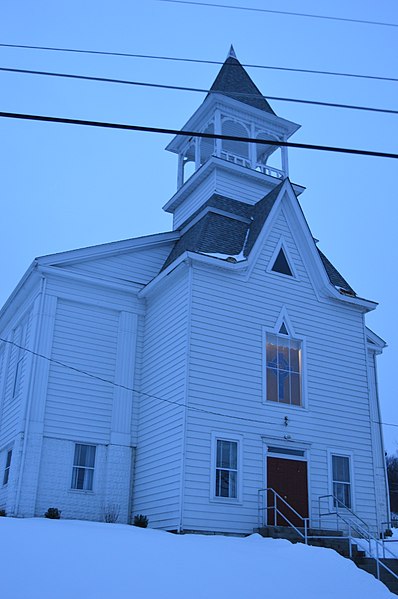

{"left": 161, "top": 184, "right": 355, "bottom": 295}
{"left": 209, "top": 49, "right": 276, "bottom": 115}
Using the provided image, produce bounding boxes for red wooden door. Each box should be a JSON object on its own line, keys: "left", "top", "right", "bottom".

{"left": 267, "top": 457, "right": 309, "bottom": 527}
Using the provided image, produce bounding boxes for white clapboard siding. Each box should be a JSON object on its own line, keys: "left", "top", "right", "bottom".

{"left": 44, "top": 299, "right": 120, "bottom": 443}
{"left": 133, "top": 265, "right": 189, "bottom": 530}
{"left": 172, "top": 167, "right": 276, "bottom": 229}
{"left": 181, "top": 205, "right": 379, "bottom": 533}
{"left": 55, "top": 243, "right": 174, "bottom": 285}
{"left": 0, "top": 312, "right": 32, "bottom": 446}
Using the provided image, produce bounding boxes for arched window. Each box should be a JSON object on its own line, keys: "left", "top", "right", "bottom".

{"left": 265, "top": 317, "right": 303, "bottom": 407}
{"left": 200, "top": 122, "right": 215, "bottom": 164}
{"left": 221, "top": 119, "right": 249, "bottom": 159}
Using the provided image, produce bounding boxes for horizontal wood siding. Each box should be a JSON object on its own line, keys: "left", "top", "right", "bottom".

{"left": 0, "top": 311, "right": 32, "bottom": 446}
{"left": 173, "top": 169, "right": 275, "bottom": 229}
{"left": 133, "top": 264, "right": 189, "bottom": 529}
{"left": 215, "top": 169, "right": 273, "bottom": 204}
{"left": 182, "top": 206, "right": 378, "bottom": 533}
{"left": 56, "top": 244, "right": 175, "bottom": 285}
{"left": 173, "top": 173, "right": 216, "bottom": 229}
{"left": 45, "top": 299, "right": 120, "bottom": 442}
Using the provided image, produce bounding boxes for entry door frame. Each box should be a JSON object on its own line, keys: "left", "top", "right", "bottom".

{"left": 262, "top": 438, "right": 312, "bottom": 527}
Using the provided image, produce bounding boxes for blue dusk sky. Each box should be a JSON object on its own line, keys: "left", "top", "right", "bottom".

{"left": 1, "top": 1, "right": 397, "bottom": 450}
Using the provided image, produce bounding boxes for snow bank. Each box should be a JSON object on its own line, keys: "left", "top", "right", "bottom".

{"left": 0, "top": 518, "right": 394, "bottom": 599}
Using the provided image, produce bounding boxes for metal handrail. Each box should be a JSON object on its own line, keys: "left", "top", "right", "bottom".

{"left": 259, "top": 488, "right": 398, "bottom": 585}
{"left": 258, "top": 488, "right": 310, "bottom": 543}
{"left": 318, "top": 494, "right": 370, "bottom": 534}
{"left": 318, "top": 495, "right": 398, "bottom": 583}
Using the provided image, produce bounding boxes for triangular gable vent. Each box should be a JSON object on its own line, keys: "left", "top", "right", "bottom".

{"left": 279, "top": 322, "right": 289, "bottom": 335}
{"left": 271, "top": 248, "right": 293, "bottom": 276}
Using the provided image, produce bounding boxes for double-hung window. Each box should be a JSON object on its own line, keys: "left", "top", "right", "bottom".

{"left": 266, "top": 325, "right": 302, "bottom": 406}
{"left": 71, "top": 444, "right": 96, "bottom": 491}
{"left": 215, "top": 439, "right": 238, "bottom": 499}
{"left": 332, "top": 455, "right": 351, "bottom": 509}
{"left": 2, "top": 450, "right": 12, "bottom": 486}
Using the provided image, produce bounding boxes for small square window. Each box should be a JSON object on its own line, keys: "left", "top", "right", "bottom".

{"left": 71, "top": 444, "right": 96, "bottom": 491}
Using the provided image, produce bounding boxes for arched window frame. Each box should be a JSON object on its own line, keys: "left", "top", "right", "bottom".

{"left": 263, "top": 308, "right": 307, "bottom": 409}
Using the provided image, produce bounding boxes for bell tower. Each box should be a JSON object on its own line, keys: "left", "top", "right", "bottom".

{"left": 163, "top": 47, "right": 302, "bottom": 230}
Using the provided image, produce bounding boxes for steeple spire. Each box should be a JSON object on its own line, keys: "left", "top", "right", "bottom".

{"left": 227, "top": 44, "right": 237, "bottom": 59}
{"left": 209, "top": 48, "right": 275, "bottom": 114}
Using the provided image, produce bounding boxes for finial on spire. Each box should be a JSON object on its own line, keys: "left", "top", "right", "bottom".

{"left": 227, "top": 44, "right": 237, "bottom": 59}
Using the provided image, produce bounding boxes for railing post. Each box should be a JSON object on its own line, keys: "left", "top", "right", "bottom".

{"left": 274, "top": 492, "right": 277, "bottom": 527}
{"left": 304, "top": 519, "right": 308, "bottom": 545}
{"left": 376, "top": 540, "right": 380, "bottom": 580}
{"left": 348, "top": 523, "right": 352, "bottom": 559}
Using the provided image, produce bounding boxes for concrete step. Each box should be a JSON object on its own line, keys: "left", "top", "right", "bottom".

{"left": 354, "top": 559, "right": 398, "bottom": 595}
{"left": 256, "top": 526, "right": 398, "bottom": 594}
{"left": 257, "top": 525, "right": 343, "bottom": 539}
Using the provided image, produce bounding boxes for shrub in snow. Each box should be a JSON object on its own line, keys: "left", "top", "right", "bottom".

{"left": 0, "top": 509, "right": 6, "bottom": 517}
{"left": 133, "top": 514, "right": 148, "bottom": 528}
{"left": 44, "top": 507, "right": 61, "bottom": 519}
{"left": 103, "top": 504, "right": 120, "bottom": 524}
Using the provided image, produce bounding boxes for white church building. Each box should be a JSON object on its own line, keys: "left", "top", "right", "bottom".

{"left": 0, "top": 48, "right": 390, "bottom": 535}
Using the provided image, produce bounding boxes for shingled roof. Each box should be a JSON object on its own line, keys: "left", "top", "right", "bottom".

{"left": 209, "top": 49, "right": 276, "bottom": 115}
{"left": 161, "top": 184, "right": 355, "bottom": 295}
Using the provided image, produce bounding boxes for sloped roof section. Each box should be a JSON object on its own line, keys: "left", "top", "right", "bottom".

{"left": 243, "top": 181, "right": 284, "bottom": 256}
{"left": 209, "top": 55, "right": 276, "bottom": 115}
{"left": 180, "top": 193, "right": 253, "bottom": 231}
{"left": 162, "top": 211, "right": 248, "bottom": 271}
{"left": 317, "top": 249, "right": 355, "bottom": 295}
{"left": 161, "top": 184, "right": 355, "bottom": 295}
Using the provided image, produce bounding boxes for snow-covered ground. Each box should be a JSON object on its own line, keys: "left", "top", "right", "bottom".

{"left": 0, "top": 517, "right": 395, "bottom": 599}
{"left": 355, "top": 529, "right": 398, "bottom": 559}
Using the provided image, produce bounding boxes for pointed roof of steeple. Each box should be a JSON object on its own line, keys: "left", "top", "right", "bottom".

{"left": 209, "top": 47, "right": 276, "bottom": 115}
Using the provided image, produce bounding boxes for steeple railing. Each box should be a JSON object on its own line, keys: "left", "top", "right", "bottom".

{"left": 218, "top": 150, "right": 285, "bottom": 180}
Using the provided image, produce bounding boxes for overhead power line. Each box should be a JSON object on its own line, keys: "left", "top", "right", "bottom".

{"left": 156, "top": 0, "right": 398, "bottom": 28}
{"left": 0, "top": 337, "right": 271, "bottom": 425}
{"left": 1, "top": 336, "right": 397, "bottom": 431}
{"left": 1, "top": 43, "right": 396, "bottom": 83}
{"left": 1, "top": 66, "right": 397, "bottom": 116}
{"left": 1, "top": 111, "right": 397, "bottom": 160}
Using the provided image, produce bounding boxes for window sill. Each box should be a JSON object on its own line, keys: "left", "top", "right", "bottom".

{"left": 210, "top": 496, "right": 243, "bottom": 506}
{"left": 264, "top": 399, "right": 309, "bottom": 412}
{"left": 68, "top": 489, "right": 95, "bottom": 495}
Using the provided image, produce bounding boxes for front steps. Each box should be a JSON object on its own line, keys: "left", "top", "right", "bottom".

{"left": 257, "top": 526, "right": 398, "bottom": 595}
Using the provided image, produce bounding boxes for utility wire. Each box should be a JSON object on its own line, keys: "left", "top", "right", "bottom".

{"left": 1, "top": 335, "right": 396, "bottom": 430}
{"left": 156, "top": 0, "right": 398, "bottom": 28}
{"left": 0, "top": 337, "right": 271, "bottom": 425}
{"left": 1, "top": 111, "right": 397, "bottom": 160}
{"left": 1, "top": 66, "right": 397, "bottom": 116}
{"left": 1, "top": 43, "right": 396, "bottom": 84}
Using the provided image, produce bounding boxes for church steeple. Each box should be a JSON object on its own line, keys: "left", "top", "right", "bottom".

{"left": 208, "top": 48, "right": 276, "bottom": 115}
{"left": 163, "top": 48, "right": 301, "bottom": 230}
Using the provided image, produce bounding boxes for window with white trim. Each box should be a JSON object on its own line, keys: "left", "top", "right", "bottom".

{"left": 266, "top": 323, "right": 302, "bottom": 406}
{"left": 332, "top": 454, "right": 351, "bottom": 509}
{"left": 71, "top": 444, "right": 96, "bottom": 491}
{"left": 215, "top": 439, "right": 238, "bottom": 499}
{"left": 2, "top": 450, "right": 12, "bottom": 486}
